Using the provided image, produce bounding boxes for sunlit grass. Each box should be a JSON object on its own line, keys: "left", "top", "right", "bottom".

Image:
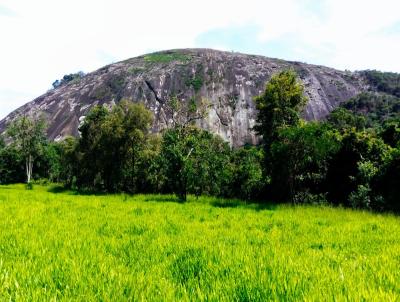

{"left": 0, "top": 184, "right": 399, "bottom": 301}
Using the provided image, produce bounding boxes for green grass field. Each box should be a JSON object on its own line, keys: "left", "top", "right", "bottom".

{"left": 0, "top": 185, "right": 399, "bottom": 301}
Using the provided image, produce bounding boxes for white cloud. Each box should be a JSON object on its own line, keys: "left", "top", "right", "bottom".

{"left": 0, "top": 0, "right": 399, "bottom": 119}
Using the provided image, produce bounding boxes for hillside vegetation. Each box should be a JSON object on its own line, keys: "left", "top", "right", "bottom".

{"left": 2, "top": 70, "right": 400, "bottom": 213}
{"left": 0, "top": 184, "right": 399, "bottom": 301}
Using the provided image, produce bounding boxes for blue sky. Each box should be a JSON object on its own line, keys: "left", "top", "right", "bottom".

{"left": 0, "top": 0, "right": 399, "bottom": 118}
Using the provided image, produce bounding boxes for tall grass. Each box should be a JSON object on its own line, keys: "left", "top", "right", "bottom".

{"left": 0, "top": 184, "right": 399, "bottom": 301}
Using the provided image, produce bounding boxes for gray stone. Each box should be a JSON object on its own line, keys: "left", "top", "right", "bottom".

{"left": 0, "top": 49, "right": 369, "bottom": 147}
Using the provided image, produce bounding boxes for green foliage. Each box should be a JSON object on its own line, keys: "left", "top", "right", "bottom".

{"left": 159, "top": 126, "right": 230, "bottom": 201}
{"left": 339, "top": 92, "right": 400, "bottom": 126}
{"left": 327, "top": 107, "right": 366, "bottom": 132}
{"left": 349, "top": 184, "right": 371, "bottom": 209}
{"left": 380, "top": 119, "right": 400, "bottom": 147}
{"left": 254, "top": 70, "right": 307, "bottom": 148}
{"left": 373, "top": 149, "right": 400, "bottom": 212}
{"left": 7, "top": 115, "right": 47, "bottom": 183}
{"left": 325, "top": 130, "right": 389, "bottom": 206}
{"left": 74, "top": 100, "right": 154, "bottom": 192}
{"left": 270, "top": 122, "right": 340, "bottom": 202}
{"left": 361, "top": 70, "right": 400, "bottom": 97}
{"left": 0, "top": 184, "right": 399, "bottom": 300}
{"left": 144, "top": 52, "right": 192, "bottom": 63}
{"left": 4, "top": 69, "right": 400, "bottom": 213}
{"left": 185, "top": 75, "right": 203, "bottom": 92}
{"left": 227, "top": 146, "right": 264, "bottom": 200}
{"left": 0, "top": 145, "right": 25, "bottom": 184}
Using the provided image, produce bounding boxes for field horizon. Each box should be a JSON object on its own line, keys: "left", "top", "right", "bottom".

{"left": 0, "top": 184, "right": 399, "bottom": 301}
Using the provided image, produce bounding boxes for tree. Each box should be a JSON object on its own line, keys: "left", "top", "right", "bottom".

{"left": 327, "top": 107, "right": 366, "bottom": 132}
{"left": 103, "top": 100, "right": 153, "bottom": 192}
{"left": 160, "top": 126, "right": 230, "bottom": 201}
{"left": 380, "top": 119, "right": 400, "bottom": 147}
{"left": 325, "top": 129, "right": 389, "bottom": 206}
{"left": 373, "top": 149, "right": 400, "bottom": 212}
{"left": 270, "top": 122, "right": 340, "bottom": 202}
{"left": 75, "top": 106, "right": 108, "bottom": 189}
{"left": 0, "top": 144, "right": 25, "bottom": 184}
{"left": 7, "top": 115, "right": 47, "bottom": 183}
{"left": 158, "top": 96, "right": 214, "bottom": 201}
{"left": 227, "top": 146, "right": 264, "bottom": 200}
{"left": 57, "top": 137, "right": 78, "bottom": 187}
{"left": 254, "top": 70, "right": 307, "bottom": 149}
{"left": 74, "top": 100, "right": 153, "bottom": 192}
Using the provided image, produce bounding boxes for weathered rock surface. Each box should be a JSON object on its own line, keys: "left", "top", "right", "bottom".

{"left": 0, "top": 49, "right": 369, "bottom": 146}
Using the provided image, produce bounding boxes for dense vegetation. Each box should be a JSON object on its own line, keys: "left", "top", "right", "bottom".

{"left": 337, "top": 92, "right": 400, "bottom": 127}
{"left": 361, "top": 70, "right": 400, "bottom": 98}
{"left": 0, "top": 184, "right": 399, "bottom": 301}
{"left": 1, "top": 70, "right": 400, "bottom": 212}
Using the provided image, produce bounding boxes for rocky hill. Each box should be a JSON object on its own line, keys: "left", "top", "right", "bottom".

{"left": 0, "top": 49, "right": 369, "bottom": 146}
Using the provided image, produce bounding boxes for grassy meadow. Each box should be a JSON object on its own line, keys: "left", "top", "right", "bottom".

{"left": 0, "top": 184, "right": 399, "bottom": 301}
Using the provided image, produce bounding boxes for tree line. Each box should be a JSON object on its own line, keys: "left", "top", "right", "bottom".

{"left": 1, "top": 70, "right": 399, "bottom": 212}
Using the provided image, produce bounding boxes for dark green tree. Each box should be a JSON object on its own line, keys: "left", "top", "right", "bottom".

{"left": 0, "top": 144, "right": 25, "bottom": 184}
{"left": 325, "top": 129, "right": 389, "bottom": 206}
{"left": 373, "top": 149, "right": 400, "bottom": 212}
{"left": 254, "top": 70, "right": 307, "bottom": 149}
{"left": 270, "top": 122, "right": 340, "bottom": 202}
{"left": 327, "top": 107, "right": 366, "bottom": 132}
{"left": 227, "top": 146, "right": 264, "bottom": 200}
{"left": 160, "top": 126, "right": 230, "bottom": 201}
{"left": 380, "top": 119, "right": 400, "bottom": 147}
{"left": 74, "top": 101, "right": 153, "bottom": 192}
{"left": 75, "top": 106, "right": 109, "bottom": 189}
{"left": 57, "top": 136, "right": 78, "bottom": 187}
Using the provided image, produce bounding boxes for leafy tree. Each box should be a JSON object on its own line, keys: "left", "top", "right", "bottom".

{"left": 338, "top": 92, "right": 400, "bottom": 127}
{"left": 348, "top": 160, "right": 378, "bottom": 209}
{"left": 75, "top": 106, "right": 109, "bottom": 189}
{"left": 74, "top": 100, "right": 153, "bottom": 192}
{"left": 270, "top": 122, "right": 340, "bottom": 202}
{"left": 104, "top": 100, "right": 153, "bottom": 192}
{"left": 57, "top": 137, "right": 78, "bottom": 187}
{"left": 254, "top": 70, "right": 307, "bottom": 149}
{"left": 134, "top": 134, "right": 163, "bottom": 193}
{"left": 7, "top": 115, "right": 47, "bottom": 183}
{"left": 361, "top": 70, "right": 400, "bottom": 97}
{"left": 327, "top": 107, "right": 366, "bottom": 132}
{"left": 160, "top": 126, "right": 230, "bottom": 201}
{"left": 380, "top": 119, "right": 400, "bottom": 147}
{"left": 0, "top": 144, "right": 25, "bottom": 184}
{"left": 325, "top": 129, "right": 389, "bottom": 206}
{"left": 373, "top": 149, "right": 400, "bottom": 212}
{"left": 227, "top": 146, "right": 264, "bottom": 200}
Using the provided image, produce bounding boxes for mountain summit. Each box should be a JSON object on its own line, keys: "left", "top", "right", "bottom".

{"left": 0, "top": 49, "right": 368, "bottom": 146}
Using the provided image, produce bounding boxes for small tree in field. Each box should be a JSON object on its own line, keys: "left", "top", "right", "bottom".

{"left": 7, "top": 115, "right": 47, "bottom": 183}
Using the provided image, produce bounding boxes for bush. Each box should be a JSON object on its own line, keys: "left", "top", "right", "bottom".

{"left": 349, "top": 185, "right": 371, "bottom": 209}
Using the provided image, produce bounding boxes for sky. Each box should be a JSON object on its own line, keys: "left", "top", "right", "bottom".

{"left": 0, "top": 0, "right": 400, "bottom": 119}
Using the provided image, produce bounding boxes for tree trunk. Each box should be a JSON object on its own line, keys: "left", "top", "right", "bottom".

{"left": 26, "top": 154, "right": 33, "bottom": 183}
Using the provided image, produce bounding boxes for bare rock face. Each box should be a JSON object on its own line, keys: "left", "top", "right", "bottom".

{"left": 0, "top": 49, "right": 368, "bottom": 147}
